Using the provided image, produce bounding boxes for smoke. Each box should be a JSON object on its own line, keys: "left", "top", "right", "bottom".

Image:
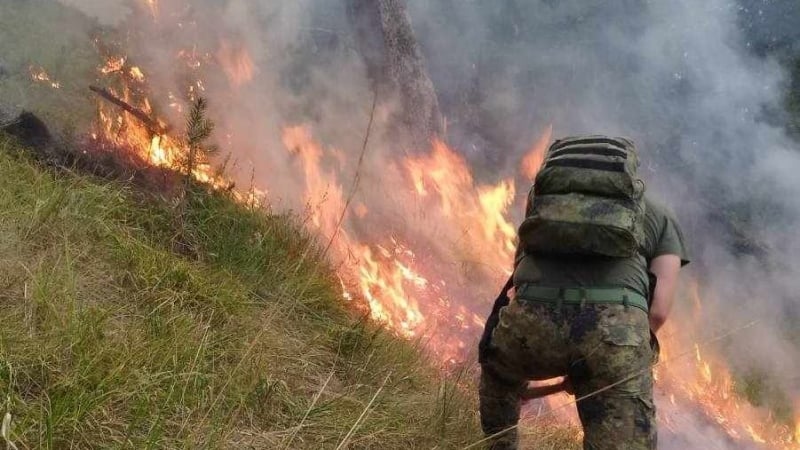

{"left": 56, "top": 0, "right": 130, "bottom": 24}
{"left": 42, "top": 0, "right": 800, "bottom": 446}
{"left": 405, "top": 1, "right": 800, "bottom": 446}
{"left": 406, "top": 3, "right": 800, "bottom": 330}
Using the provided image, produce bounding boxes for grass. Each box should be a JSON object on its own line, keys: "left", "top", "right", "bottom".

{"left": 0, "top": 133, "right": 490, "bottom": 448}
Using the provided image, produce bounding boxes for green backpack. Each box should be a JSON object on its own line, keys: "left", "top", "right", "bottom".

{"left": 518, "top": 135, "right": 646, "bottom": 258}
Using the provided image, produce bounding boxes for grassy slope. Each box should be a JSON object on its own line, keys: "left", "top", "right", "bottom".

{"left": 0, "top": 135, "right": 485, "bottom": 448}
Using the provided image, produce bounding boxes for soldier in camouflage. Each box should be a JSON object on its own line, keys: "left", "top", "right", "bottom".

{"left": 479, "top": 187, "right": 689, "bottom": 447}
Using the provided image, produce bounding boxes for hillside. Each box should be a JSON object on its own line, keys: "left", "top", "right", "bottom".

{"left": 8, "top": 0, "right": 800, "bottom": 448}
{"left": 0, "top": 133, "right": 486, "bottom": 448}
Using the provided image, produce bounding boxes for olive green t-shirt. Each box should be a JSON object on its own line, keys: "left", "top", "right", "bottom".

{"left": 512, "top": 197, "right": 690, "bottom": 297}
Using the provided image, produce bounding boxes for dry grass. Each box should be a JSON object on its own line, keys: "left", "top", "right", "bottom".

{"left": 0, "top": 134, "right": 491, "bottom": 449}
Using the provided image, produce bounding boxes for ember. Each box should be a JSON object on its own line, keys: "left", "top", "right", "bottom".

{"left": 29, "top": 65, "right": 60, "bottom": 89}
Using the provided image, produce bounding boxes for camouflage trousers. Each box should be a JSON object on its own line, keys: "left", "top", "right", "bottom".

{"left": 479, "top": 298, "right": 655, "bottom": 450}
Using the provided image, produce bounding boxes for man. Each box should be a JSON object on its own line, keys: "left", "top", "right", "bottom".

{"left": 479, "top": 135, "right": 689, "bottom": 449}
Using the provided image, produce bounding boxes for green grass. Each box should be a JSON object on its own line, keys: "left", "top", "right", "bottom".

{"left": 0, "top": 134, "right": 490, "bottom": 448}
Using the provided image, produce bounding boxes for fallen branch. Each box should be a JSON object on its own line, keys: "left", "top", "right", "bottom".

{"left": 89, "top": 85, "right": 170, "bottom": 135}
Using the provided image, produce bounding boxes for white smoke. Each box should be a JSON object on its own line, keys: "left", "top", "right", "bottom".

{"left": 56, "top": 0, "right": 129, "bottom": 24}
{"left": 39, "top": 0, "right": 800, "bottom": 447}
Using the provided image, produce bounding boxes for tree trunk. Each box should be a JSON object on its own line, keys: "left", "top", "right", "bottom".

{"left": 346, "top": 0, "right": 443, "bottom": 149}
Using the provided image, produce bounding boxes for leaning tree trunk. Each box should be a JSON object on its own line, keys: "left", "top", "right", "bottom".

{"left": 346, "top": 0, "right": 443, "bottom": 150}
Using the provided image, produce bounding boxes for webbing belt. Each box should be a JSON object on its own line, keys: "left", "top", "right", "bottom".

{"left": 516, "top": 284, "right": 648, "bottom": 313}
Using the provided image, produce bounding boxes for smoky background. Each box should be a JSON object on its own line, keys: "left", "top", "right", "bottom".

{"left": 52, "top": 0, "right": 800, "bottom": 446}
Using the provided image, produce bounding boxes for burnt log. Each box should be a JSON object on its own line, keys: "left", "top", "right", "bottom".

{"left": 346, "top": 0, "right": 443, "bottom": 148}
{"left": 89, "top": 85, "right": 170, "bottom": 135}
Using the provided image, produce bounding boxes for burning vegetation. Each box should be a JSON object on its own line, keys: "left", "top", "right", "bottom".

{"left": 3, "top": 0, "right": 800, "bottom": 448}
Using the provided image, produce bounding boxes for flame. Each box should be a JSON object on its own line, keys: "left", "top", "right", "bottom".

{"left": 657, "top": 314, "right": 800, "bottom": 449}
{"left": 281, "top": 125, "right": 346, "bottom": 233}
{"left": 405, "top": 140, "right": 473, "bottom": 212}
{"left": 29, "top": 65, "right": 60, "bottom": 89}
{"left": 356, "top": 244, "right": 425, "bottom": 334}
{"left": 92, "top": 53, "right": 252, "bottom": 200}
{"left": 101, "top": 57, "right": 126, "bottom": 75}
{"left": 794, "top": 417, "right": 799, "bottom": 444}
{"left": 129, "top": 66, "right": 145, "bottom": 82}
{"left": 91, "top": 3, "right": 800, "bottom": 445}
{"left": 520, "top": 124, "right": 553, "bottom": 180}
{"left": 405, "top": 140, "right": 517, "bottom": 257}
{"left": 477, "top": 181, "right": 517, "bottom": 253}
{"left": 217, "top": 40, "right": 256, "bottom": 88}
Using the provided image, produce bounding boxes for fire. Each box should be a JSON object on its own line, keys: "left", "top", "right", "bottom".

{"left": 101, "top": 57, "right": 126, "bottom": 75}
{"left": 130, "top": 66, "right": 146, "bottom": 82}
{"left": 405, "top": 140, "right": 518, "bottom": 260}
{"left": 477, "top": 181, "right": 517, "bottom": 253}
{"left": 217, "top": 41, "right": 256, "bottom": 88}
{"left": 29, "top": 65, "right": 60, "bottom": 89}
{"left": 92, "top": 50, "right": 241, "bottom": 197}
{"left": 281, "top": 125, "right": 346, "bottom": 234}
{"left": 795, "top": 418, "right": 799, "bottom": 444}
{"left": 405, "top": 140, "right": 474, "bottom": 211}
{"left": 657, "top": 311, "right": 800, "bottom": 449}
{"left": 520, "top": 124, "right": 553, "bottom": 180}
{"left": 88, "top": 2, "right": 800, "bottom": 446}
{"left": 356, "top": 244, "right": 426, "bottom": 333}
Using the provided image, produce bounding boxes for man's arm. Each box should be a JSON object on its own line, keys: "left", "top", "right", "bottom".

{"left": 648, "top": 254, "right": 682, "bottom": 332}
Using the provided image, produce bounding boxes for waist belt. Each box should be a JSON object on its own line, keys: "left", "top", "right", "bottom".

{"left": 516, "top": 284, "right": 648, "bottom": 313}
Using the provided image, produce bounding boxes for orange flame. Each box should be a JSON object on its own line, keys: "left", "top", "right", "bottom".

{"left": 129, "top": 66, "right": 145, "bottom": 82}
{"left": 101, "top": 57, "right": 126, "bottom": 75}
{"left": 97, "top": 4, "right": 800, "bottom": 444}
{"left": 794, "top": 417, "right": 799, "bottom": 444}
{"left": 92, "top": 54, "right": 259, "bottom": 202}
{"left": 29, "top": 65, "right": 60, "bottom": 89}
{"left": 520, "top": 124, "right": 552, "bottom": 180}
{"left": 657, "top": 307, "right": 800, "bottom": 449}
{"left": 405, "top": 139, "right": 517, "bottom": 259}
{"left": 478, "top": 181, "right": 517, "bottom": 253}
{"left": 217, "top": 40, "right": 256, "bottom": 88}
